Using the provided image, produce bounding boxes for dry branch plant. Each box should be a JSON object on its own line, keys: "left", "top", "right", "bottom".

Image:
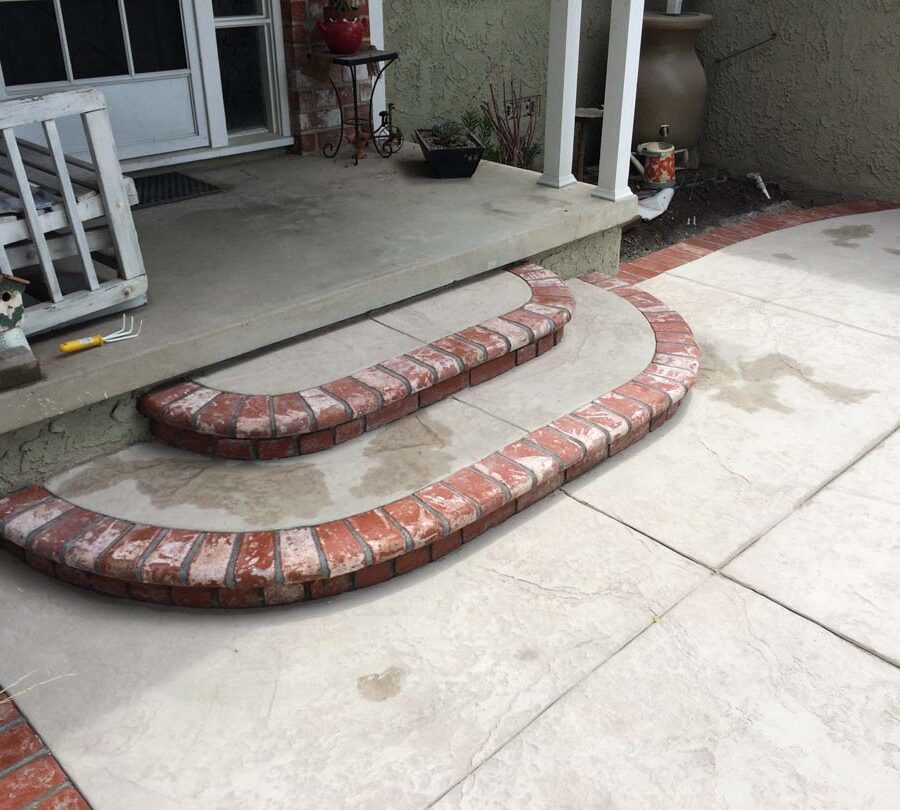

{"left": 467, "top": 79, "right": 542, "bottom": 169}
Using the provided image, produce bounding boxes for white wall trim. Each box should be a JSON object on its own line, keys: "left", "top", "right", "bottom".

{"left": 193, "top": 0, "right": 228, "bottom": 147}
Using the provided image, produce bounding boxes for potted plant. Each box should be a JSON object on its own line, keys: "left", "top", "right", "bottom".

{"left": 414, "top": 120, "right": 485, "bottom": 179}
{"left": 317, "top": 1, "right": 365, "bottom": 55}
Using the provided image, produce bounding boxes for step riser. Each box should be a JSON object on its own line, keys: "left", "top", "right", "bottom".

{"left": 150, "top": 328, "right": 565, "bottom": 460}
{"left": 0, "top": 276, "right": 699, "bottom": 608}
{"left": 138, "top": 264, "right": 574, "bottom": 460}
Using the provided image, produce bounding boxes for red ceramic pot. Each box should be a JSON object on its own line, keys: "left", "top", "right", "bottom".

{"left": 317, "top": 18, "right": 365, "bottom": 55}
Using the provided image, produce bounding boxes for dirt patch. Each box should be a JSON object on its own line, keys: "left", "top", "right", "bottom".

{"left": 621, "top": 174, "right": 801, "bottom": 261}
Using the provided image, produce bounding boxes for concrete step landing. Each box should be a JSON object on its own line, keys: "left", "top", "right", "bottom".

{"left": 139, "top": 264, "right": 574, "bottom": 460}
{"left": 0, "top": 275, "right": 700, "bottom": 607}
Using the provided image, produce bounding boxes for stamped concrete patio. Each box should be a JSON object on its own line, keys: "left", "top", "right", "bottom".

{"left": 1, "top": 204, "right": 899, "bottom": 808}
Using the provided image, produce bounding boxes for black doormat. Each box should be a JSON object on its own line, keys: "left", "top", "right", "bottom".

{"left": 132, "top": 171, "right": 222, "bottom": 209}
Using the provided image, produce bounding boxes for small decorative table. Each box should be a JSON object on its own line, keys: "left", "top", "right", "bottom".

{"left": 322, "top": 49, "right": 403, "bottom": 164}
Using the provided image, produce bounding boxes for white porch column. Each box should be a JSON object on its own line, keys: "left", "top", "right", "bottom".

{"left": 537, "top": 0, "right": 582, "bottom": 188}
{"left": 593, "top": 0, "right": 645, "bottom": 202}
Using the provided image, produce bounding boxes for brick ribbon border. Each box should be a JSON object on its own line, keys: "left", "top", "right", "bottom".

{"left": 0, "top": 688, "right": 88, "bottom": 809}
{"left": 615, "top": 199, "right": 894, "bottom": 285}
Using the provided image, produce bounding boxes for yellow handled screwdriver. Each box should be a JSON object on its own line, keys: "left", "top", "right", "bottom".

{"left": 59, "top": 314, "right": 142, "bottom": 354}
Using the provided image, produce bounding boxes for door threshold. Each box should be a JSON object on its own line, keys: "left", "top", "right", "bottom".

{"left": 123, "top": 134, "right": 295, "bottom": 172}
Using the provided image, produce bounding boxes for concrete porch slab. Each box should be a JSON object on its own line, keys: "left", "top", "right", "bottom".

{"left": 726, "top": 429, "right": 900, "bottom": 665}
{"left": 195, "top": 270, "right": 530, "bottom": 394}
{"left": 0, "top": 493, "right": 707, "bottom": 809}
{"left": 565, "top": 271, "right": 900, "bottom": 568}
{"left": 1, "top": 149, "right": 634, "bottom": 436}
{"left": 667, "top": 209, "right": 900, "bottom": 338}
{"left": 436, "top": 578, "right": 900, "bottom": 808}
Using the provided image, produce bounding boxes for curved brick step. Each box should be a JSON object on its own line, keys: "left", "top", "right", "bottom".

{"left": 0, "top": 276, "right": 699, "bottom": 608}
{"left": 139, "top": 263, "right": 574, "bottom": 460}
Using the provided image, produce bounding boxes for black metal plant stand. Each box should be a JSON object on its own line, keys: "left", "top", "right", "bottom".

{"left": 321, "top": 49, "right": 403, "bottom": 164}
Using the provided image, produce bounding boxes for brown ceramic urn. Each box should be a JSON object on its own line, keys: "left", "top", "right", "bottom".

{"left": 633, "top": 11, "right": 713, "bottom": 167}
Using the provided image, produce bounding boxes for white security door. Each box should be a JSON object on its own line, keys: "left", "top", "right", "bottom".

{"left": 0, "top": 0, "right": 210, "bottom": 159}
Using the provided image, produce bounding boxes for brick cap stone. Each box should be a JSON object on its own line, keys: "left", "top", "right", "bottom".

{"left": 138, "top": 263, "right": 575, "bottom": 460}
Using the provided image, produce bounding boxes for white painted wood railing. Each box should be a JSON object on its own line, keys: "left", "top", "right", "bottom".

{"left": 0, "top": 89, "right": 146, "bottom": 336}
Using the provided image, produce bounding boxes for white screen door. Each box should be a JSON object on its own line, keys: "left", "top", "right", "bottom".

{"left": 0, "top": 0, "right": 210, "bottom": 159}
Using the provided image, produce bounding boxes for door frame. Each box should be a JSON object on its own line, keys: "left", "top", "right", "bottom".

{"left": 193, "top": 0, "right": 291, "bottom": 150}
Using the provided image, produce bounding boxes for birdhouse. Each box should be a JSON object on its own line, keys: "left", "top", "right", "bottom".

{"left": 0, "top": 275, "right": 28, "bottom": 334}
{"left": 0, "top": 275, "right": 40, "bottom": 390}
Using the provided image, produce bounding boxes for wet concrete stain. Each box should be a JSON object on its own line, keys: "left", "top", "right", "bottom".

{"left": 772, "top": 252, "right": 797, "bottom": 261}
{"left": 884, "top": 248, "right": 900, "bottom": 256}
{"left": 699, "top": 347, "right": 875, "bottom": 414}
{"left": 357, "top": 665, "right": 407, "bottom": 701}
{"left": 351, "top": 412, "right": 454, "bottom": 500}
{"left": 55, "top": 449, "right": 332, "bottom": 527}
{"left": 822, "top": 224, "right": 874, "bottom": 249}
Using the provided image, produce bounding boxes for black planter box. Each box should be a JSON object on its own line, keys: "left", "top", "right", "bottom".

{"left": 414, "top": 129, "right": 485, "bottom": 179}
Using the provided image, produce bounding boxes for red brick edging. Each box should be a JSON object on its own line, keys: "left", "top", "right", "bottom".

{"left": 0, "top": 689, "right": 88, "bottom": 809}
{"left": 0, "top": 276, "right": 698, "bottom": 608}
{"left": 139, "top": 264, "right": 574, "bottom": 460}
{"left": 616, "top": 199, "right": 896, "bottom": 285}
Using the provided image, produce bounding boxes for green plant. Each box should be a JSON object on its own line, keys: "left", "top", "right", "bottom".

{"left": 461, "top": 108, "right": 497, "bottom": 159}
{"left": 429, "top": 119, "right": 471, "bottom": 149}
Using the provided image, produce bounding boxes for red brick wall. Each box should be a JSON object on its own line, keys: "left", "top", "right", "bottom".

{"left": 280, "top": 0, "right": 372, "bottom": 155}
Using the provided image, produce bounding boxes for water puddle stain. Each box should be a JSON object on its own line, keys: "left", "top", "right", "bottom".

{"left": 54, "top": 448, "right": 331, "bottom": 528}
{"left": 822, "top": 224, "right": 874, "bottom": 248}
{"left": 352, "top": 412, "right": 454, "bottom": 500}
{"left": 357, "top": 665, "right": 407, "bottom": 701}
{"left": 699, "top": 347, "right": 875, "bottom": 414}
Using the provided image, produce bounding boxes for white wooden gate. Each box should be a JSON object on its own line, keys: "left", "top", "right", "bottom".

{"left": 0, "top": 89, "right": 146, "bottom": 336}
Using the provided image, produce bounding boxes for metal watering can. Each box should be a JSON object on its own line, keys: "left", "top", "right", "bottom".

{"left": 630, "top": 141, "right": 686, "bottom": 189}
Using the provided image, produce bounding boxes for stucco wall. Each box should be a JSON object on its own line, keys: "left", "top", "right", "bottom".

{"left": 383, "top": 0, "right": 900, "bottom": 202}
{"left": 0, "top": 393, "right": 149, "bottom": 497}
{"left": 689, "top": 0, "right": 900, "bottom": 202}
{"left": 383, "top": 0, "right": 551, "bottom": 139}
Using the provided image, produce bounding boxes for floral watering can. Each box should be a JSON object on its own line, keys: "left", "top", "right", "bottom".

{"left": 630, "top": 141, "right": 686, "bottom": 189}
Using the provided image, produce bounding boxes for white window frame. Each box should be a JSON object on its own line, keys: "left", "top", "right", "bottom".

{"left": 196, "top": 0, "right": 291, "bottom": 148}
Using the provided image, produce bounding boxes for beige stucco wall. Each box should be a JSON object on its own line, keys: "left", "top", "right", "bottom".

{"left": 0, "top": 393, "right": 149, "bottom": 497}
{"left": 384, "top": 0, "right": 899, "bottom": 202}
{"left": 383, "top": 0, "right": 552, "bottom": 139}
{"left": 690, "top": 0, "right": 900, "bottom": 202}
{"left": 382, "top": 0, "right": 617, "bottom": 158}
